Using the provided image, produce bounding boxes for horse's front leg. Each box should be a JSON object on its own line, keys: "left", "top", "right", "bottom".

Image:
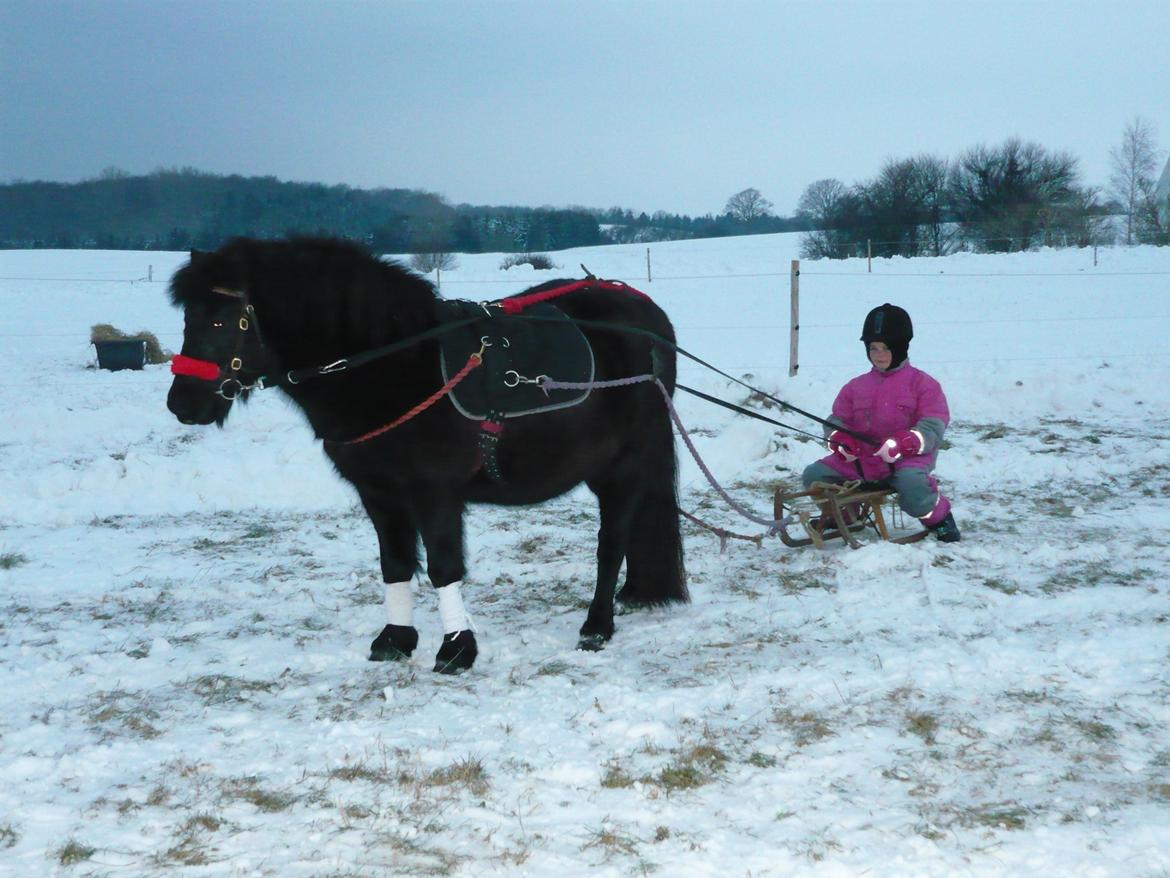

{"left": 360, "top": 490, "right": 422, "bottom": 662}
{"left": 414, "top": 490, "right": 478, "bottom": 674}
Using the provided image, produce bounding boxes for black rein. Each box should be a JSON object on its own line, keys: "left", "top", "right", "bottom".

{"left": 240, "top": 299, "right": 863, "bottom": 444}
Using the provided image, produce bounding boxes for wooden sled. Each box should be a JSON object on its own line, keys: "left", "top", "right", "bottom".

{"left": 772, "top": 481, "right": 930, "bottom": 549}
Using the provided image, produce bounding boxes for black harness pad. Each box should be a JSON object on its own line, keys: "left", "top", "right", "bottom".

{"left": 439, "top": 301, "right": 594, "bottom": 420}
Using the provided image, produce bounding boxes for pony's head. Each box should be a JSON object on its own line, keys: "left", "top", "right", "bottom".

{"left": 166, "top": 236, "right": 442, "bottom": 426}
{"left": 167, "top": 244, "right": 268, "bottom": 426}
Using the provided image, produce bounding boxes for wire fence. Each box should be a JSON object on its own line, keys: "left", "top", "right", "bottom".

{"left": 4, "top": 252, "right": 1169, "bottom": 377}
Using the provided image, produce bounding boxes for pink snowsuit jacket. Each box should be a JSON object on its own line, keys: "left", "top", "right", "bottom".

{"left": 819, "top": 361, "right": 950, "bottom": 483}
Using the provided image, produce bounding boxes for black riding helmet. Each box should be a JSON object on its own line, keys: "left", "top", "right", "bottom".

{"left": 861, "top": 303, "right": 913, "bottom": 369}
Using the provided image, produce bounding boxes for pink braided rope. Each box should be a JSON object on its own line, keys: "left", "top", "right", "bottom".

{"left": 541, "top": 375, "right": 655, "bottom": 391}
{"left": 542, "top": 375, "right": 784, "bottom": 533}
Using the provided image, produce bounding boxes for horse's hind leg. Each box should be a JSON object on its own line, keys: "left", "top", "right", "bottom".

{"left": 617, "top": 485, "right": 688, "bottom": 609}
{"left": 360, "top": 491, "right": 422, "bottom": 662}
{"left": 579, "top": 480, "right": 637, "bottom": 651}
{"left": 616, "top": 414, "right": 688, "bottom": 609}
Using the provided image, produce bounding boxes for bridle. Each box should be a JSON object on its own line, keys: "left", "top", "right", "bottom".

{"left": 170, "top": 286, "right": 271, "bottom": 400}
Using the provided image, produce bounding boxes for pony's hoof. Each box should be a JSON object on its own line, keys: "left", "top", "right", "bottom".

{"left": 433, "top": 630, "right": 477, "bottom": 674}
{"left": 576, "top": 632, "right": 608, "bottom": 652}
{"left": 615, "top": 592, "right": 652, "bottom": 613}
{"left": 369, "top": 624, "right": 419, "bottom": 662}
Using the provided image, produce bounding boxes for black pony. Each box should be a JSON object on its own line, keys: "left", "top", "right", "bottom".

{"left": 166, "top": 237, "right": 687, "bottom": 673}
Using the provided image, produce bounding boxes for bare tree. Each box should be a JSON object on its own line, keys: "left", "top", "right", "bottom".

{"left": 1045, "top": 186, "right": 1108, "bottom": 248}
{"left": 404, "top": 249, "right": 453, "bottom": 273}
{"left": 855, "top": 160, "right": 919, "bottom": 255}
{"left": 1135, "top": 167, "right": 1170, "bottom": 245}
{"left": 796, "top": 179, "right": 846, "bottom": 225}
{"left": 724, "top": 188, "right": 774, "bottom": 222}
{"left": 949, "top": 138, "right": 1080, "bottom": 252}
{"left": 409, "top": 251, "right": 459, "bottom": 273}
{"left": 409, "top": 251, "right": 459, "bottom": 289}
{"left": 1109, "top": 117, "right": 1160, "bottom": 245}
{"left": 910, "top": 155, "right": 956, "bottom": 256}
{"left": 796, "top": 179, "right": 858, "bottom": 258}
{"left": 855, "top": 156, "right": 949, "bottom": 257}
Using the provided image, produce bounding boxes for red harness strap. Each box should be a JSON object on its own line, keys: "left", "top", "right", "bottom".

{"left": 331, "top": 352, "right": 483, "bottom": 446}
{"left": 170, "top": 354, "right": 221, "bottom": 381}
{"left": 498, "top": 279, "right": 651, "bottom": 315}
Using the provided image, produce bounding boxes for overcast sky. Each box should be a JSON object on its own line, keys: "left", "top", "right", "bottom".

{"left": 3, "top": 0, "right": 1168, "bottom": 217}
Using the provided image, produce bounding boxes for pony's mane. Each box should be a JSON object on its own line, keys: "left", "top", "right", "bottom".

{"left": 170, "top": 237, "right": 441, "bottom": 354}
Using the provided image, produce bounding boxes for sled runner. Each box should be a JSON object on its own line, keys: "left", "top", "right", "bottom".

{"left": 772, "top": 481, "right": 930, "bottom": 549}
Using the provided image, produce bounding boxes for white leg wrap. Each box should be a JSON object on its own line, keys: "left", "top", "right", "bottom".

{"left": 437, "top": 582, "right": 470, "bottom": 635}
{"left": 384, "top": 580, "right": 414, "bottom": 627}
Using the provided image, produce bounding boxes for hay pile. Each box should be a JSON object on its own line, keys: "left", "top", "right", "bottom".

{"left": 89, "top": 324, "right": 171, "bottom": 365}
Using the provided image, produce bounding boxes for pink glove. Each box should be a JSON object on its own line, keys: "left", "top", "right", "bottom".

{"left": 876, "top": 430, "right": 924, "bottom": 463}
{"left": 827, "top": 430, "right": 862, "bottom": 462}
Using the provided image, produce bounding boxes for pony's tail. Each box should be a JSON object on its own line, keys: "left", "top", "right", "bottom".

{"left": 620, "top": 393, "right": 688, "bottom": 606}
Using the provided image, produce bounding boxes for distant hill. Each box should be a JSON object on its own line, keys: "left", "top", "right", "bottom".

{"left": 0, "top": 169, "right": 606, "bottom": 252}
{"left": 0, "top": 169, "right": 806, "bottom": 252}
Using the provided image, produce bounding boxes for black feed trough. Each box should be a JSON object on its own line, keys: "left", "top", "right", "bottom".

{"left": 94, "top": 339, "right": 147, "bottom": 371}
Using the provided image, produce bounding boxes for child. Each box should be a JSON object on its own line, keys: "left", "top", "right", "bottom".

{"left": 801, "top": 303, "right": 960, "bottom": 542}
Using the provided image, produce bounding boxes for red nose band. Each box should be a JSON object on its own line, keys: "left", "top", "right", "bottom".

{"left": 171, "top": 354, "right": 221, "bottom": 381}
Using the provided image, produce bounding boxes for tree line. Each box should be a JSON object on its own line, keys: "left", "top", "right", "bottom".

{"left": 2, "top": 120, "right": 1166, "bottom": 256}
{"left": 795, "top": 122, "right": 1169, "bottom": 258}
{"left": 0, "top": 168, "right": 613, "bottom": 253}
{"left": 0, "top": 166, "right": 815, "bottom": 253}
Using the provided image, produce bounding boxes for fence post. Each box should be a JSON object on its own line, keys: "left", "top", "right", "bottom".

{"left": 789, "top": 259, "right": 800, "bottom": 377}
{"left": 646, "top": 247, "right": 652, "bottom": 282}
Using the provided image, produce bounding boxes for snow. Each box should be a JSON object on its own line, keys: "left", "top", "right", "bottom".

{"left": 2, "top": 236, "right": 1169, "bottom": 876}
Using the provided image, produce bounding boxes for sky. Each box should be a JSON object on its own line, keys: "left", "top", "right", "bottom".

{"left": 3, "top": 0, "right": 1169, "bottom": 217}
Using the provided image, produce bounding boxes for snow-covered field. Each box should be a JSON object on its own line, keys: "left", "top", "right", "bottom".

{"left": 1, "top": 236, "right": 1168, "bottom": 877}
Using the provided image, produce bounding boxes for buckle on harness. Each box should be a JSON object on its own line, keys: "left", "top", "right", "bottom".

{"left": 503, "top": 370, "right": 548, "bottom": 389}
{"left": 217, "top": 378, "right": 244, "bottom": 400}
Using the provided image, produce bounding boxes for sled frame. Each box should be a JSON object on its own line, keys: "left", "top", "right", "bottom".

{"left": 773, "top": 481, "right": 930, "bottom": 549}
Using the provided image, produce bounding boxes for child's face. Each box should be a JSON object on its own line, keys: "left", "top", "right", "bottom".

{"left": 868, "top": 341, "right": 892, "bottom": 371}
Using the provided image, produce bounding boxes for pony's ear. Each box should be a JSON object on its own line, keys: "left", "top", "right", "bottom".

{"left": 180, "top": 240, "right": 254, "bottom": 299}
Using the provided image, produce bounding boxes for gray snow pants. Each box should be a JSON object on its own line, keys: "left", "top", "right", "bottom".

{"left": 801, "top": 460, "right": 940, "bottom": 519}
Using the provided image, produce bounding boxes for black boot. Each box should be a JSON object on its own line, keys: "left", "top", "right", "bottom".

{"left": 433, "top": 630, "right": 478, "bottom": 674}
{"left": 369, "top": 624, "right": 419, "bottom": 661}
{"left": 928, "top": 512, "right": 961, "bottom": 543}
